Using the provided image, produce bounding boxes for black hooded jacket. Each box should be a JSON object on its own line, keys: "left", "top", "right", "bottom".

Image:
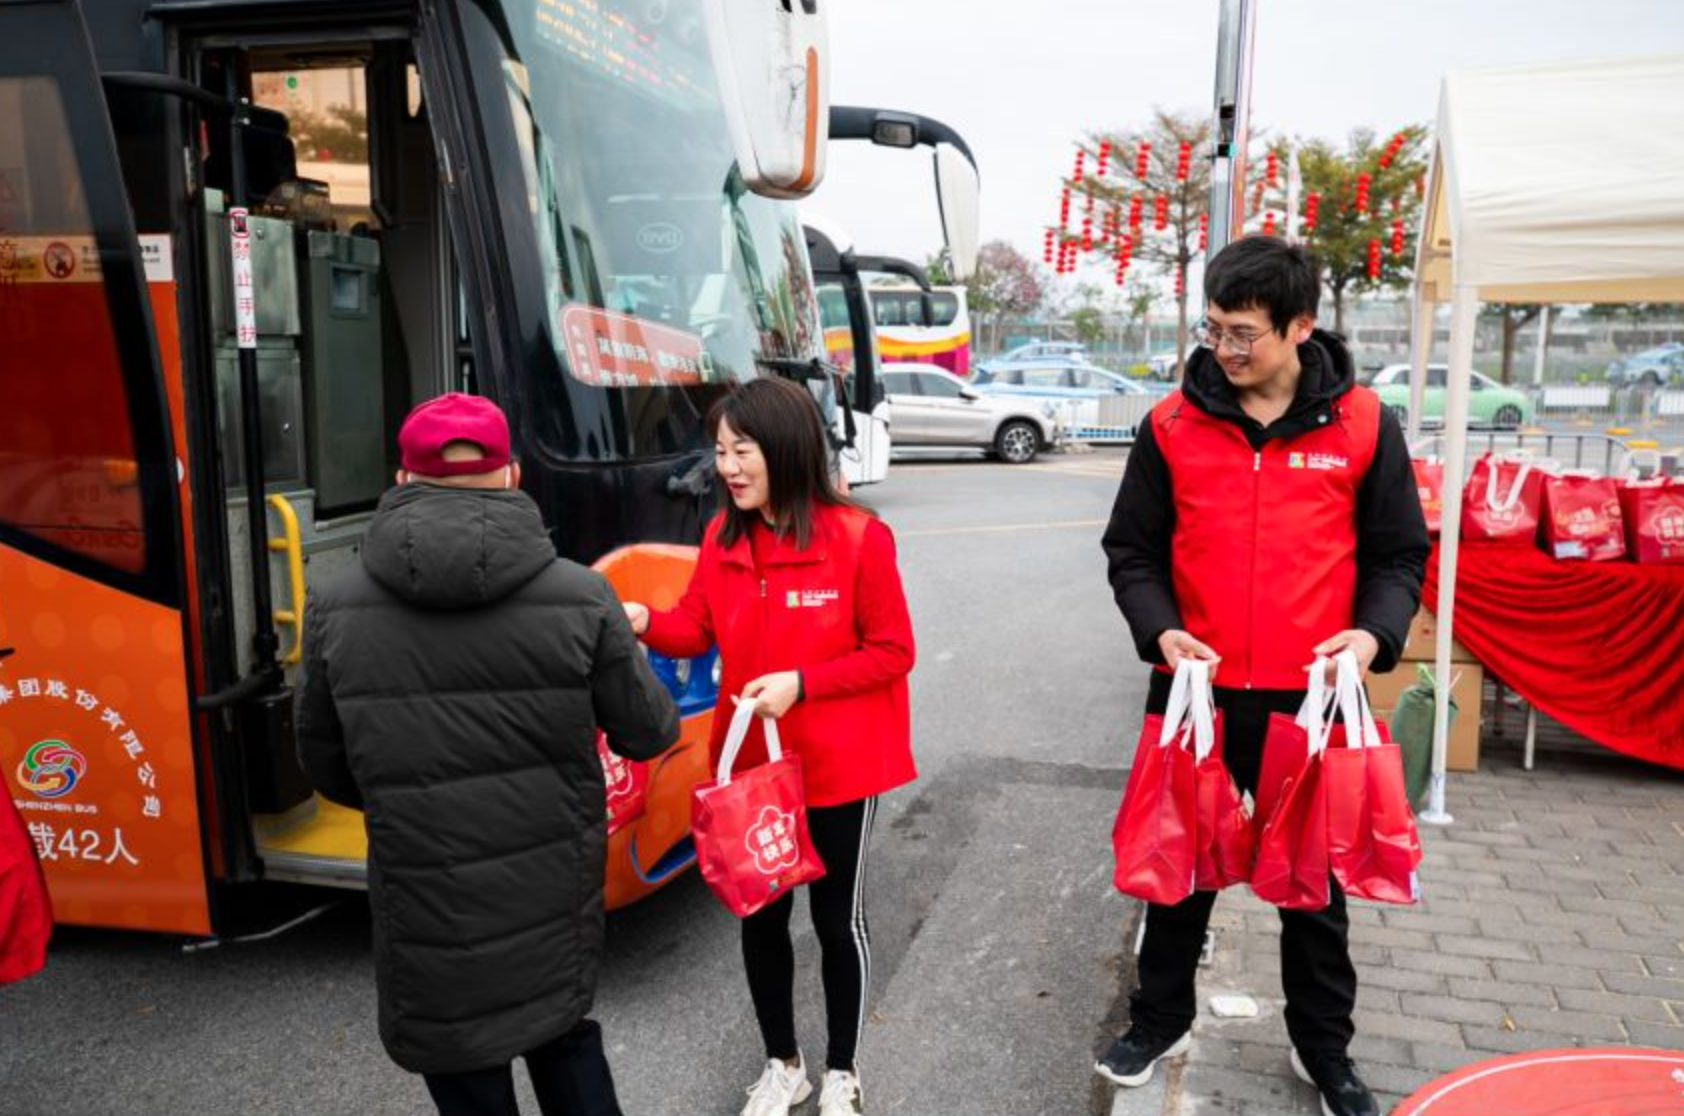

{"left": 1101, "top": 330, "right": 1430, "bottom": 678}
{"left": 296, "top": 483, "right": 679, "bottom": 1074}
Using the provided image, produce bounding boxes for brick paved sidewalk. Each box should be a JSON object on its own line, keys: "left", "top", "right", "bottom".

{"left": 1109, "top": 728, "right": 1684, "bottom": 1116}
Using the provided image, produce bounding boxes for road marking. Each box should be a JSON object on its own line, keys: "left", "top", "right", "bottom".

{"left": 899, "top": 518, "right": 1109, "bottom": 538}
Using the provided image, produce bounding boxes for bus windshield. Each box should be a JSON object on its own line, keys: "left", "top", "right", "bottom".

{"left": 466, "top": 0, "right": 820, "bottom": 461}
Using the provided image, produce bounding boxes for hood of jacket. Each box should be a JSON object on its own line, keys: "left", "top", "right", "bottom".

{"left": 360, "top": 484, "right": 555, "bottom": 611}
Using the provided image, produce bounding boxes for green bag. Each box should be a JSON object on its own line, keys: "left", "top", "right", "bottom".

{"left": 1388, "top": 664, "right": 1458, "bottom": 812}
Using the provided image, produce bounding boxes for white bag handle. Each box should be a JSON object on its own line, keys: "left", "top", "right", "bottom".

{"left": 1295, "top": 657, "right": 1337, "bottom": 753}
{"left": 716, "top": 698, "right": 783, "bottom": 785}
{"left": 1485, "top": 458, "right": 1533, "bottom": 513}
{"left": 1157, "top": 658, "right": 1216, "bottom": 760}
{"left": 1333, "top": 651, "right": 1384, "bottom": 749}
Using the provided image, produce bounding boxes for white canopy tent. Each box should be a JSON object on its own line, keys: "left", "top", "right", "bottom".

{"left": 1407, "top": 54, "right": 1684, "bottom": 821}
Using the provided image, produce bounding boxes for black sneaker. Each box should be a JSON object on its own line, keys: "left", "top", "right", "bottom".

{"left": 1093, "top": 1026, "right": 1192, "bottom": 1087}
{"left": 1290, "top": 1048, "right": 1380, "bottom": 1116}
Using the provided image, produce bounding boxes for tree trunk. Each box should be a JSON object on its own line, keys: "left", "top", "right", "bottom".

{"left": 1331, "top": 282, "right": 1347, "bottom": 337}
{"left": 1175, "top": 289, "right": 1190, "bottom": 382}
{"left": 1500, "top": 313, "right": 1517, "bottom": 384}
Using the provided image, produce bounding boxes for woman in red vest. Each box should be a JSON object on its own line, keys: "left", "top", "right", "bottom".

{"left": 1, "top": 759, "right": 53, "bottom": 985}
{"left": 1098, "top": 237, "right": 1429, "bottom": 1116}
{"left": 623, "top": 376, "right": 915, "bottom": 1116}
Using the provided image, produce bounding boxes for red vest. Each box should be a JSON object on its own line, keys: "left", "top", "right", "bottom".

{"left": 646, "top": 504, "right": 916, "bottom": 807}
{"left": 1153, "top": 385, "right": 1381, "bottom": 690}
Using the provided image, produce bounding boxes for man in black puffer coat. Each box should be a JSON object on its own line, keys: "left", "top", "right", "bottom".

{"left": 296, "top": 393, "right": 680, "bottom": 1116}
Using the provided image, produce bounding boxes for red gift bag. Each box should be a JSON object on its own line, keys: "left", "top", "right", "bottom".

{"left": 1, "top": 789, "right": 52, "bottom": 985}
{"left": 1194, "top": 745, "right": 1255, "bottom": 891}
{"left": 1540, "top": 472, "right": 1626, "bottom": 562}
{"left": 1256, "top": 663, "right": 1334, "bottom": 828}
{"left": 690, "top": 701, "right": 826, "bottom": 918}
{"left": 1412, "top": 457, "right": 1444, "bottom": 534}
{"left": 1323, "top": 654, "right": 1423, "bottom": 905}
{"left": 1112, "top": 659, "right": 1209, "bottom": 906}
{"left": 1462, "top": 454, "right": 1547, "bottom": 541}
{"left": 1619, "top": 478, "right": 1684, "bottom": 564}
{"left": 1250, "top": 754, "right": 1330, "bottom": 911}
{"left": 597, "top": 730, "right": 651, "bottom": 834}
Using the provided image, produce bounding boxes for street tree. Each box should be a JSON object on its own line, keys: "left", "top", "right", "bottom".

{"left": 1294, "top": 127, "right": 1429, "bottom": 335}
{"left": 954, "top": 239, "right": 1046, "bottom": 355}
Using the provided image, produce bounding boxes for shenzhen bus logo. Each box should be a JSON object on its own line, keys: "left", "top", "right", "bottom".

{"left": 16, "top": 739, "right": 87, "bottom": 800}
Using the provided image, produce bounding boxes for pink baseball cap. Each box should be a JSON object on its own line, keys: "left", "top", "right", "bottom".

{"left": 398, "top": 393, "right": 512, "bottom": 477}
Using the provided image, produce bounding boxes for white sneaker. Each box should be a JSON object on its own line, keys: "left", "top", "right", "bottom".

{"left": 818, "top": 1068, "right": 864, "bottom": 1115}
{"left": 742, "top": 1054, "right": 812, "bottom": 1116}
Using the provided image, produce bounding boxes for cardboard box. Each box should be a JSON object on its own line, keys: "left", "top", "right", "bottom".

{"left": 1400, "top": 606, "right": 1477, "bottom": 664}
{"left": 1367, "top": 661, "right": 1484, "bottom": 772}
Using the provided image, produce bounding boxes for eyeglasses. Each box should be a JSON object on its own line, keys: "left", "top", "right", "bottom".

{"left": 1195, "top": 320, "right": 1266, "bottom": 355}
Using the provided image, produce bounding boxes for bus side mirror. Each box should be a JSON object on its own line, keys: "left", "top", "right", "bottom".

{"left": 702, "top": 0, "right": 830, "bottom": 200}
{"left": 935, "top": 145, "right": 980, "bottom": 281}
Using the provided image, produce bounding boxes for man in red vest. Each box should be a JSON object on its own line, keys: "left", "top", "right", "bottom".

{"left": 1097, "top": 237, "right": 1429, "bottom": 1116}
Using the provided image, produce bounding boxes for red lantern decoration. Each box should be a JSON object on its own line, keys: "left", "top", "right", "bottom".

{"left": 1377, "top": 130, "right": 1408, "bottom": 169}
{"left": 1081, "top": 214, "right": 1094, "bottom": 253}
{"left": 1043, "top": 228, "right": 1056, "bottom": 264}
{"left": 1262, "top": 211, "right": 1277, "bottom": 237}
{"left": 1265, "top": 149, "right": 1279, "bottom": 187}
{"left": 1303, "top": 192, "right": 1321, "bottom": 235}
{"left": 1355, "top": 172, "right": 1372, "bottom": 214}
{"left": 1097, "top": 140, "right": 1112, "bottom": 177}
{"left": 1175, "top": 141, "right": 1192, "bottom": 182}
{"left": 1059, "top": 186, "right": 1072, "bottom": 230}
{"left": 1366, "top": 238, "right": 1382, "bottom": 279}
{"left": 1198, "top": 212, "right": 1209, "bottom": 251}
{"left": 1073, "top": 148, "right": 1086, "bottom": 184}
{"left": 1391, "top": 220, "right": 1406, "bottom": 257}
{"left": 1174, "top": 265, "right": 1185, "bottom": 298}
{"left": 1153, "top": 194, "right": 1169, "bottom": 231}
{"left": 1134, "top": 141, "right": 1152, "bottom": 179}
{"left": 1128, "top": 195, "right": 1143, "bottom": 230}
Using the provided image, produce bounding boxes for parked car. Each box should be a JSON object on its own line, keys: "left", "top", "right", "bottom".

{"left": 972, "top": 360, "right": 1157, "bottom": 399}
{"left": 1369, "top": 364, "right": 1533, "bottom": 429}
{"left": 1146, "top": 350, "right": 1181, "bottom": 380}
{"left": 881, "top": 363, "right": 1062, "bottom": 464}
{"left": 1606, "top": 343, "right": 1684, "bottom": 388}
{"left": 974, "top": 341, "right": 1088, "bottom": 377}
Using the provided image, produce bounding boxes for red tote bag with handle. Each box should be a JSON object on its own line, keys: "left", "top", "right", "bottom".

{"left": 1323, "top": 653, "right": 1423, "bottom": 905}
{"left": 1540, "top": 472, "right": 1626, "bottom": 562}
{"left": 691, "top": 700, "right": 826, "bottom": 918}
{"left": 1463, "top": 454, "right": 1548, "bottom": 542}
{"left": 1252, "top": 657, "right": 1333, "bottom": 911}
{"left": 1112, "top": 659, "right": 1207, "bottom": 906}
{"left": 1620, "top": 477, "right": 1684, "bottom": 564}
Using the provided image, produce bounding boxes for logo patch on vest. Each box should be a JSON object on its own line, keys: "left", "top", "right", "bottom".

{"left": 1289, "top": 451, "right": 1347, "bottom": 471}
{"left": 786, "top": 589, "right": 839, "bottom": 609}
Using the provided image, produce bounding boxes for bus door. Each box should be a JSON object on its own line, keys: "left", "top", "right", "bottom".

{"left": 0, "top": 0, "right": 211, "bottom": 934}
{"left": 815, "top": 274, "right": 890, "bottom": 487}
{"left": 167, "top": 17, "right": 469, "bottom": 887}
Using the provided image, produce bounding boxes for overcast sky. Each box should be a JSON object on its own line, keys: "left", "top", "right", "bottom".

{"left": 813, "top": 1, "right": 1684, "bottom": 276}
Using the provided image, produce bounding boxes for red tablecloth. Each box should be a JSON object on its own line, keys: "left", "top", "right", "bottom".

{"left": 1423, "top": 541, "right": 1684, "bottom": 770}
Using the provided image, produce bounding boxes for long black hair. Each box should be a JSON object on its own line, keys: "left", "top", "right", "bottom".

{"left": 705, "top": 377, "right": 871, "bottom": 550}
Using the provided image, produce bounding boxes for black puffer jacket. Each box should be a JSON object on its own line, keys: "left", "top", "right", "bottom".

{"left": 295, "top": 484, "right": 679, "bottom": 1074}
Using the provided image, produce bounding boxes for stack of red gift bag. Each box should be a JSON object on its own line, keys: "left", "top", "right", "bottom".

{"left": 1112, "top": 653, "right": 1423, "bottom": 911}
{"left": 1412, "top": 449, "right": 1684, "bottom": 566}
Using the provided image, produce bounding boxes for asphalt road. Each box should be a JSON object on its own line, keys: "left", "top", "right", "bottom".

{"left": 0, "top": 450, "right": 1154, "bottom": 1116}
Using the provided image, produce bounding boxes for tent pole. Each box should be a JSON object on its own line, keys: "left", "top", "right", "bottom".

{"left": 1407, "top": 287, "right": 1434, "bottom": 445}
{"left": 1423, "top": 284, "right": 1478, "bottom": 826}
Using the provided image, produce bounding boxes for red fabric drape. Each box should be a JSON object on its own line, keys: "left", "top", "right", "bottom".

{"left": 1423, "top": 541, "right": 1684, "bottom": 770}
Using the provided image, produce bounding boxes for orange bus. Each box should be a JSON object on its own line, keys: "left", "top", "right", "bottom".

{"left": 0, "top": 0, "right": 835, "bottom": 936}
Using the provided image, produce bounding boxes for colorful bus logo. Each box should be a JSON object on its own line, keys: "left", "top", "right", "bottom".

{"left": 16, "top": 739, "right": 87, "bottom": 799}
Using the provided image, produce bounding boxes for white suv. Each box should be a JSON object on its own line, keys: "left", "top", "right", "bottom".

{"left": 881, "top": 364, "right": 1062, "bottom": 464}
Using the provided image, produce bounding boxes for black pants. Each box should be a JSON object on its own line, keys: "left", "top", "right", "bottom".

{"left": 1128, "top": 672, "right": 1357, "bottom": 1055}
{"left": 741, "top": 797, "right": 877, "bottom": 1071}
{"left": 422, "top": 1020, "right": 622, "bottom": 1116}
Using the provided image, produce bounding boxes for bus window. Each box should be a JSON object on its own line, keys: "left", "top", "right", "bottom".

{"left": 0, "top": 75, "right": 146, "bottom": 574}
{"left": 929, "top": 290, "right": 959, "bottom": 328}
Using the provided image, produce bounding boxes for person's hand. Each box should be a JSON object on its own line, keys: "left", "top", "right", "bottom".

{"left": 740, "top": 672, "right": 802, "bottom": 719}
{"left": 623, "top": 602, "right": 650, "bottom": 636}
{"left": 1158, "top": 630, "right": 1220, "bottom": 680}
{"left": 1311, "top": 629, "right": 1381, "bottom": 682}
